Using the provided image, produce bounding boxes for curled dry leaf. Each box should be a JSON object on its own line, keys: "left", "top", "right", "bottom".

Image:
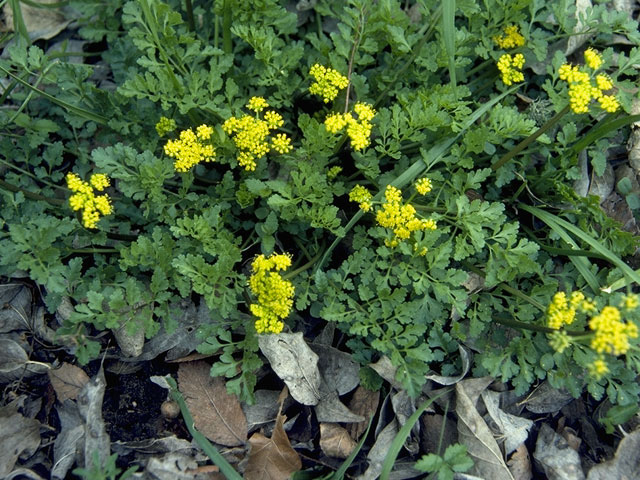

{"left": 533, "top": 424, "right": 585, "bottom": 480}
{"left": 178, "top": 361, "right": 247, "bottom": 447}
{"left": 456, "top": 380, "right": 515, "bottom": 480}
{"left": 347, "top": 386, "right": 380, "bottom": 440}
{"left": 0, "top": 338, "right": 50, "bottom": 382}
{"left": 586, "top": 429, "right": 640, "bottom": 480}
{"left": 507, "top": 444, "right": 533, "bottom": 480}
{"left": 0, "top": 413, "right": 41, "bottom": 477}
{"left": 48, "top": 362, "right": 90, "bottom": 402}
{"left": 320, "top": 423, "right": 357, "bottom": 459}
{"left": 482, "top": 390, "right": 533, "bottom": 456}
{"left": 259, "top": 332, "right": 321, "bottom": 405}
{"left": 245, "top": 391, "right": 301, "bottom": 480}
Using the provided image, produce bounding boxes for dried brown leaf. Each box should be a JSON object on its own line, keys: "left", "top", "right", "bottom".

{"left": 586, "top": 429, "right": 640, "bottom": 480}
{"left": 533, "top": 424, "right": 585, "bottom": 480}
{"left": 48, "top": 363, "right": 90, "bottom": 402}
{"left": 0, "top": 413, "right": 41, "bottom": 477}
{"left": 245, "top": 407, "right": 301, "bottom": 479}
{"left": 178, "top": 361, "right": 247, "bottom": 447}
{"left": 347, "top": 387, "right": 380, "bottom": 440}
{"left": 258, "top": 333, "right": 321, "bottom": 405}
{"left": 456, "top": 380, "right": 515, "bottom": 480}
{"left": 320, "top": 423, "right": 357, "bottom": 459}
{"left": 507, "top": 444, "right": 533, "bottom": 480}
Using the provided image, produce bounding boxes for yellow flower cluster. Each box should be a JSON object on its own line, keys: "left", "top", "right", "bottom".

{"left": 164, "top": 125, "right": 215, "bottom": 172}
{"left": 155, "top": 116, "right": 176, "bottom": 137}
{"left": 324, "top": 102, "right": 376, "bottom": 151}
{"left": 493, "top": 25, "right": 525, "bottom": 49}
{"left": 375, "top": 185, "right": 437, "bottom": 247}
{"left": 546, "top": 290, "right": 639, "bottom": 380}
{"left": 497, "top": 53, "right": 525, "bottom": 86}
{"left": 309, "top": 64, "right": 349, "bottom": 103}
{"left": 249, "top": 253, "right": 295, "bottom": 334}
{"left": 546, "top": 291, "right": 585, "bottom": 329}
{"left": 349, "top": 184, "right": 373, "bottom": 212}
{"left": 588, "top": 356, "right": 609, "bottom": 380}
{"left": 223, "top": 97, "right": 293, "bottom": 171}
{"left": 327, "top": 166, "right": 342, "bottom": 179}
{"left": 589, "top": 305, "right": 638, "bottom": 355}
{"left": 66, "top": 173, "right": 113, "bottom": 229}
{"left": 558, "top": 48, "right": 619, "bottom": 114}
{"left": 415, "top": 177, "right": 432, "bottom": 195}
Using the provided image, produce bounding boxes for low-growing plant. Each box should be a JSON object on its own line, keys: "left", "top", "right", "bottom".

{"left": 2, "top": 0, "right": 640, "bottom": 416}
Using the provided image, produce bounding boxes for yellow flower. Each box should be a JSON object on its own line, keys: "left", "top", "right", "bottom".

{"left": 327, "top": 166, "right": 342, "bottom": 179}
{"left": 224, "top": 101, "right": 292, "bottom": 170}
{"left": 324, "top": 113, "right": 348, "bottom": 134}
{"left": 558, "top": 51, "right": 619, "bottom": 114}
{"left": 349, "top": 185, "right": 373, "bottom": 212}
{"left": 588, "top": 356, "right": 609, "bottom": 380}
{"left": 247, "top": 96, "right": 269, "bottom": 112}
{"left": 595, "top": 74, "right": 613, "bottom": 91}
{"left": 249, "top": 253, "right": 295, "bottom": 334}
{"left": 598, "top": 95, "right": 620, "bottom": 113}
{"left": 375, "top": 185, "right": 437, "bottom": 246}
{"left": 271, "top": 133, "right": 293, "bottom": 154}
{"left": 66, "top": 172, "right": 113, "bottom": 229}
{"left": 309, "top": 64, "right": 349, "bottom": 103}
{"left": 548, "top": 330, "right": 571, "bottom": 354}
{"left": 415, "top": 178, "right": 432, "bottom": 195}
{"left": 155, "top": 116, "right": 176, "bottom": 137}
{"left": 89, "top": 173, "right": 110, "bottom": 191}
{"left": 497, "top": 53, "right": 525, "bottom": 86}
{"left": 493, "top": 25, "right": 525, "bottom": 49}
{"left": 622, "top": 294, "right": 639, "bottom": 311}
{"left": 546, "top": 291, "right": 577, "bottom": 329}
{"left": 584, "top": 48, "right": 603, "bottom": 70}
{"left": 589, "top": 305, "right": 633, "bottom": 355}
{"left": 164, "top": 126, "right": 216, "bottom": 172}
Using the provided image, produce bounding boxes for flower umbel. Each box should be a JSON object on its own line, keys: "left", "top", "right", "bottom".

{"left": 223, "top": 98, "right": 293, "bottom": 171}
{"left": 155, "top": 116, "right": 176, "bottom": 137}
{"left": 375, "top": 185, "right": 437, "bottom": 247}
{"left": 66, "top": 172, "right": 113, "bottom": 229}
{"left": 309, "top": 64, "right": 349, "bottom": 103}
{"left": 324, "top": 102, "right": 376, "bottom": 151}
{"left": 558, "top": 48, "right": 619, "bottom": 114}
{"left": 493, "top": 25, "right": 525, "bottom": 49}
{"left": 249, "top": 254, "right": 295, "bottom": 334}
{"left": 497, "top": 53, "right": 525, "bottom": 86}
{"left": 164, "top": 125, "right": 216, "bottom": 172}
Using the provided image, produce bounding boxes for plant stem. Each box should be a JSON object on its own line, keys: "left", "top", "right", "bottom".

{"left": 283, "top": 248, "right": 324, "bottom": 280}
{"left": 0, "top": 177, "right": 65, "bottom": 205}
{"left": 184, "top": 0, "right": 195, "bottom": 31}
{"left": 222, "top": 0, "right": 232, "bottom": 54}
{"left": 491, "top": 104, "right": 570, "bottom": 171}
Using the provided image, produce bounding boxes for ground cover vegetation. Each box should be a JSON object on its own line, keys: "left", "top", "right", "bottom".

{"left": 2, "top": 0, "right": 640, "bottom": 477}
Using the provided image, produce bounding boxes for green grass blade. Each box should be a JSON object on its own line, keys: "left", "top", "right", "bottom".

{"left": 570, "top": 113, "right": 640, "bottom": 154}
{"left": 7, "top": 0, "right": 29, "bottom": 42}
{"left": 442, "top": 0, "right": 456, "bottom": 91}
{"left": 380, "top": 390, "right": 451, "bottom": 480}
{"left": 165, "top": 376, "right": 243, "bottom": 480}
{"left": 522, "top": 205, "right": 640, "bottom": 291}
{"left": 520, "top": 205, "right": 600, "bottom": 293}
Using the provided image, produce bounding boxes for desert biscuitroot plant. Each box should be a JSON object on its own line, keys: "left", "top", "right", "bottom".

{"left": 2, "top": 0, "right": 640, "bottom": 412}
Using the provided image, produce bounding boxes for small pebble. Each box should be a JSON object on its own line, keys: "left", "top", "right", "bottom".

{"left": 160, "top": 400, "right": 180, "bottom": 419}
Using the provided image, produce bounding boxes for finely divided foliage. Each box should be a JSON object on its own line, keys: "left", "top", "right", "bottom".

{"left": 1, "top": 0, "right": 640, "bottom": 414}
